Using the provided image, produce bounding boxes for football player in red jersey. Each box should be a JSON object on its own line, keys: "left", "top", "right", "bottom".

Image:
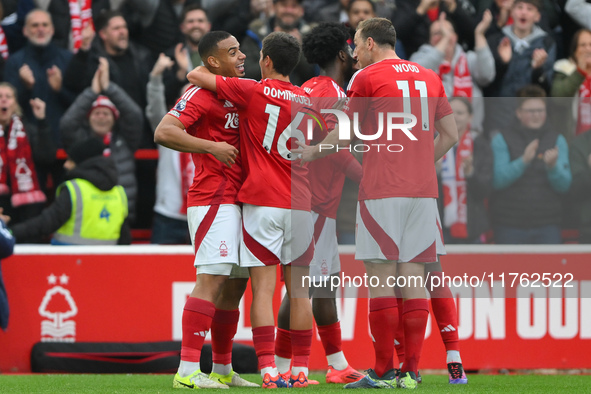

{"left": 296, "top": 18, "right": 459, "bottom": 389}
{"left": 155, "top": 31, "right": 258, "bottom": 389}
{"left": 273, "top": 22, "right": 364, "bottom": 385}
{"left": 188, "top": 32, "right": 315, "bottom": 388}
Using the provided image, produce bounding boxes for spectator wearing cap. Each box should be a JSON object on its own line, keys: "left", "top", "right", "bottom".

{"left": 60, "top": 57, "right": 141, "bottom": 238}
{"left": 9, "top": 136, "right": 128, "bottom": 245}
{"left": 64, "top": 10, "right": 155, "bottom": 232}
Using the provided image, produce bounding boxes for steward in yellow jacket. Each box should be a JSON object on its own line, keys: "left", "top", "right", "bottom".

{"left": 10, "top": 137, "right": 128, "bottom": 245}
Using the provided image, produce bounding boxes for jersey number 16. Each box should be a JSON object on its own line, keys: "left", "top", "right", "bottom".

{"left": 262, "top": 104, "right": 306, "bottom": 161}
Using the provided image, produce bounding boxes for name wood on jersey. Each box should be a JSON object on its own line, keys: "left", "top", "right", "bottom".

{"left": 392, "top": 63, "right": 420, "bottom": 73}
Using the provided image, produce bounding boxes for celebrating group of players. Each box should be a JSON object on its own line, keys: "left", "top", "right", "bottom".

{"left": 155, "top": 16, "right": 467, "bottom": 391}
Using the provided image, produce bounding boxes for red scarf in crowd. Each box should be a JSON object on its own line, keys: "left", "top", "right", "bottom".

{"left": 0, "top": 115, "right": 47, "bottom": 207}
{"left": 179, "top": 152, "right": 194, "bottom": 215}
{"left": 0, "top": 27, "right": 9, "bottom": 60}
{"left": 70, "top": 0, "right": 93, "bottom": 53}
{"left": 439, "top": 52, "right": 473, "bottom": 99}
{"left": 576, "top": 73, "right": 591, "bottom": 135}
{"left": 441, "top": 127, "right": 473, "bottom": 239}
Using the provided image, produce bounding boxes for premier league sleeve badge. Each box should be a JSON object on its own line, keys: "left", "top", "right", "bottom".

{"left": 175, "top": 99, "right": 187, "bottom": 112}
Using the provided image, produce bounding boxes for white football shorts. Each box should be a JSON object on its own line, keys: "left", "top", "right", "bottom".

{"left": 309, "top": 211, "right": 340, "bottom": 281}
{"left": 355, "top": 197, "right": 445, "bottom": 263}
{"left": 240, "top": 204, "right": 314, "bottom": 267}
{"left": 187, "top": 204, "right": 241, "bottom": 268}
{"left": 196, "top": 263, "right": 250, "bottom": 278}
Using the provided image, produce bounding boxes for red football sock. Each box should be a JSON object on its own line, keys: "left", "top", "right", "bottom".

{"left": 291, "top": 329, "right": 313, "bottom": 368}
{"left": 252, "top": 326, "right": 276, "bottom": 369}
{"left": 394, "top": 296, "right": 405, "bottom": 366}
{"left": 181, "top": 297, "right": 216, "bottom": 362}
{"left": 429, "top": 272, "right": 460, "bottom": 352}
{"left": 402, "top": 298, "right": 429, "bottom": 375}
{"left": 369, "top": 297, "right": 397, "bottom": 377}
{"left": 211, "top": 309, "right": 240, "bottom": 365}
{"left": 317, "top": 321, "right": 342, "bottom": 356}
{"left": 275, "top": 327, "right": 292, "bottom": 359}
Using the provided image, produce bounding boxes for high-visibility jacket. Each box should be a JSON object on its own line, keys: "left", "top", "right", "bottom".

{"left": 53, "top": 179, "right": 127, "bottom": 245}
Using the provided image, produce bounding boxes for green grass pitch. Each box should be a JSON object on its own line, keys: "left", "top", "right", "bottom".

{"left": 1, "top": 373, "right": 590, "bottom": 393}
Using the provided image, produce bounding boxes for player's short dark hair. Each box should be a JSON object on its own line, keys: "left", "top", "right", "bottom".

{"left": 262, "top": 32, "right": 301, "bottom": 77}
{"left": 95, "top": 10, "right": 124, "bottom": 32}
{"left": 302, "top": 22, "right": 350, "bottom": 69}
{"left": 357, "top": 18, "right": 396, "bottom": 49}
{"left": 516, "top": 84, "right": 547, "bottom": 108}
{"left": 198, "top": 31, "right": 232, "bottom": 59}
{"left": 180, "top": 4, "right": 208, "bottom": 24}
{"left": 347, "top": 0, "right": 376, "bottom": 13}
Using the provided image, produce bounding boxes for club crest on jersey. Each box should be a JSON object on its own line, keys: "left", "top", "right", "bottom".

{"left": 175, "top": 99, "right": 187, "bottom": 111}
{"left": 320, "top": 260, "right": 328, "bottom": 275}
{"left": 219, "top": 241, "right": 228, "bottom": 257}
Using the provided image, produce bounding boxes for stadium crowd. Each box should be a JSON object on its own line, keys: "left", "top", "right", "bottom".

{"left": 0, "top": 0, "right": 589, "bottom": 245}
{"left": 1, "top": 0, "right": 586, "bottom": 391}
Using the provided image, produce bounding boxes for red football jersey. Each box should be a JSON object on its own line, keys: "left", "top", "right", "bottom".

{"left": 302, "top": 76, "right": 360, "bottom": 219}
{"left": 215, "top": 76, "right": 312, "bottom": 211}
{"left": 346, "top": 59, "right": 453, "bottom": 200}
{"left": 168, "top": 85, "right": 242, "bottom": 207}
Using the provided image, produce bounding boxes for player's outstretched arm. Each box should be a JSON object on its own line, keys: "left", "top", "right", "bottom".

{"left": 434, "top": 114, "right": 459, "bottom": 162}
{"left": 186, "top": 66, "right": 217, "bottom": 92}
{"left": 294, "top": 124, "right": 353, "bottom": 162}
{"left": 154, "top": 114, "right": 238, "bottom": 167}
